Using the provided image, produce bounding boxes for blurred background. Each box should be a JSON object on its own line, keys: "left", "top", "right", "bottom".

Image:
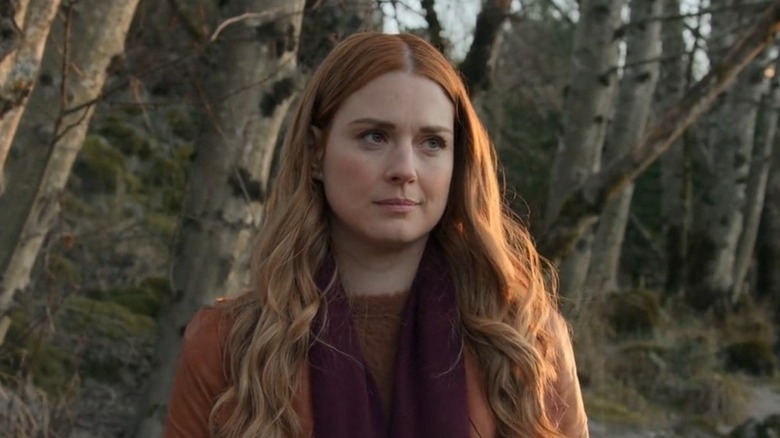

{"left": 0, "top": 0, "right": 779, "bottom": 436}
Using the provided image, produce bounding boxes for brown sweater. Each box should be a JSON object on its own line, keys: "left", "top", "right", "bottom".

{"left": 348, "top": 291, "right": 410, "bottom": 416}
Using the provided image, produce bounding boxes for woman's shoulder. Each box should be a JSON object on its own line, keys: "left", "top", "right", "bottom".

{"left": 184, "top": 303, "right": 232, "bottom": 347}
{"left": 179, "top": 294, "right": 251, "bottom": 376}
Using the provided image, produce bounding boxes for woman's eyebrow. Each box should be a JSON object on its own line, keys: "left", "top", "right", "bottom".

{"left": 348, "top": 117, "right": 453, "bottom": 134}
{"left": 348, "top": 117, "right": 395, "bottom": 129}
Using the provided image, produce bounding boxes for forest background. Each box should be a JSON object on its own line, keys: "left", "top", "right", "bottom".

{"left": 1, "top": 0, "right": 780, "bottom": 436}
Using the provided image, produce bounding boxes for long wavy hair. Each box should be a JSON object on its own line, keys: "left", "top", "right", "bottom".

{"left": 212, "top": 32, "right": 566, "bottom": 438}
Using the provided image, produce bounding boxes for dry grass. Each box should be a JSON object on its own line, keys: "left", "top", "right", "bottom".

{"left": 572, "top": 289, "right": 776, "bottom": 433}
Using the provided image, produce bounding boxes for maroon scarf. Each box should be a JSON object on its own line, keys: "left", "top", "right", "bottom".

{"left": 308, "top": 242, "right": 470, "bottom": 437}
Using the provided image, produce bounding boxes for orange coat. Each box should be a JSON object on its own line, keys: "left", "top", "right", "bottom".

{"left": 164, "top": 307, "right": 589, "bottom": 437}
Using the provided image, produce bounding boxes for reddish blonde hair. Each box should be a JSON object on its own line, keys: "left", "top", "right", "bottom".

{"left": 214, "top": 32, "right": 565, "bottom": 438}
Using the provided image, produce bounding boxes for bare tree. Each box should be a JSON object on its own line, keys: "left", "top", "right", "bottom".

{"left": 732, "top": 53, "right": 780, "bottom": 302}
{"left": 538, "top": 0, "right": 780, "bottom": 264}
{"left": 131, "top": 1, "right": 307, "bottom": 435}
{"left": 459, "top": 0, "right": 513, "bottom": 94}
{"left": 584, "top": 0, "right": 664, "bottom": 296}
{"left": 0, "top": 0, "right": 61, "bottom": 192}
{"left": 545, "top": 0, "right": 625, "bottom": 300}
{"left": 687, "top": 0, "right": 770, "bottom": 311}
{"left": 658, "top": 0, "right": 691, "bottom": 299}
{"left": 0, "top": 0, "right": 141, "bottom": 344}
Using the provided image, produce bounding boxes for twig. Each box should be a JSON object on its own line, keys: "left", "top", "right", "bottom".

{"left": 210, "top": 10, "right": 280, "bottom": 42}
{"left": 420, "top": 0, "right": 446, "bottom": 54}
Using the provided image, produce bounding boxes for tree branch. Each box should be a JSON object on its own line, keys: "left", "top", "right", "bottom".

{"left": 538, "top": 0, "right": 780, "bottom": 261}
{"left": 459, "top": 0, "right": 512, "bottom": 94}
{"left": 420, "top": 0, "right": 447, "bottom": 54}
{"left": 616, "top": 1, "right": 772, "bottom": 34}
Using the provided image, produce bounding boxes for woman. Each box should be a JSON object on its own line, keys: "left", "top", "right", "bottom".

{"left": 164, "top": 32, "right": 589, "bottom": 438}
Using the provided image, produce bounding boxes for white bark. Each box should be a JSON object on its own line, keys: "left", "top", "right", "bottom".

{"left": 658, "top": 0, "right": 689, "bottom": 298}
{"left": 0, "top": 0, "right": 140, "bottom": 324}
{"left": 0, "top": 0, "right": 61, "bottom": 190}
{"left": 689, "top": 0, "right": 769, "bottom": 309}
{"left": 546, "top": 0, "right": 624, "bottom": 299}
{"left": 538, "top": 0, "right": 780, "bottom": 262}
{"left": 131, "top": 1, "right": 307, "bottom": 435}
{"left": 732, "top": 55, "right": 780, "bottom": 302}
{"left": 585, "top": 0, "right": 664, "bottom": 295}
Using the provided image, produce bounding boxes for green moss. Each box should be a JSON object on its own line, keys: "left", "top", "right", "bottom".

{"left": 60, "top": 192, "right": 97, "bottom": 217}
{"left": 147, "top": 212, "right": 178, "bottom": 238}
{"left": 148, "top": 155, "right": 187, "bottom": 188}
{"left": 166, "top": 107, "right": 197, "bottom": 140}
{"left": 176, "top": 143, "right": 194, "bottom": 162}
{"left": 48, "top": 253, "right": 82, "bottom": 285}
{"left": 145, "top": 154, "right": 187, "bottom": 212}
{"left": 61, "top": 296, "right": 156, "bottom": 340}
{"left": 73, "top": 135, "right": 127, "bottom": 194}
{"left": 0, "top": 311, "right": 74, "bottom": 396}
{"left": 96, "top": 116, "right": 152, "bottom": 158}
{"left": 81, "top": 355, "right": 123, "bottom": 383}
{"left": 29, "top": 342, "right": 74, "bottom": 394}
{"left": 124, "top": 171, "right": 144, "bottom": 194}
{"left": 85, "top": 278, "right": 168, "bottom": 318}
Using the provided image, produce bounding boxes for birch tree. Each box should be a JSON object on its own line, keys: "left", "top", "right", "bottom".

{"left": 584, "top": 0, "right": 664, "bottom": 296}
{"left": 657, "top": 0, "right": 690, "bottom": 299}
{"left": 131, "top": 1, "right": 307, "bottom": 435}
{"left": 0, "top": 0, "right": 61, "bottom": 192}
{"left": 545, "top": 0, "right": 624, "bottom": 299}
{"left": 757, "top": 155, "right": 780, "bottom": 310}
{"left": 538, "top": 0, "right": 780, "bottom": 263}
{"left": 688, "top": 0, "right": 770, "bottom": 311}
{"left": 732, "top": 54, "right": 780, "bottom": 302}
{"left": 0, "top": 0, "right": 141, "bottom": 342}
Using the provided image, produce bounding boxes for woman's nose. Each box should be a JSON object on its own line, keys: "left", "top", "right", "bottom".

{"left": 384, "top": 141, "right": 416, "bottom": 184}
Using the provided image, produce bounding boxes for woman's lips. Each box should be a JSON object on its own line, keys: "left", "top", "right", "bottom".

{"left": 374, "top": 198, "right": 420, "bottom": 213}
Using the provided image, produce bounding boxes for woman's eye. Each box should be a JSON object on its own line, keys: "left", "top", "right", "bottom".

{"left": 423, "top": 137, "right": 445, "bottom": 150}
{"left": 361, "top": 130, "right": 386, "bottom": 144}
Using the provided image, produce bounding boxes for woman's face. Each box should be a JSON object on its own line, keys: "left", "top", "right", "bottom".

{"left": 318, "top": 71, "right": 455, "bottom": 255}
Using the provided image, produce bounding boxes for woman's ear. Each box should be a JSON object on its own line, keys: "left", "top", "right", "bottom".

{"left": 311, "top": 126, "right": 324, "bottom": 180}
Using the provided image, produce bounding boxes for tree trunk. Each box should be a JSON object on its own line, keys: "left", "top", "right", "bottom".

{"left": 732, "top": 55, "right": 780, "bottom": 302}
{"left": 0, "top": 0, "right": 61, "bottom": 192}
{"left": 756, "top": 158, "right": 780, "bottom": 315}
{"left": 584, "top": 0, "right": 663, "bottom": 296}
{"left": 298, "top": 0, "right": 380, "bottom": 72}
{"left": 0, "top": 0, "right": 140, "bottom": 333}
{"left": 131, "top": 1, "right": 306, "bottom": 435}
{"left": 537, "top": 0, "right": 780, "bottom": 262}
{"left": 545, "top": 0, "right": 624, "bottom": 300}
{"left": 687, "top": 1, "right": 769, "bottom": 311}
{"left": 459, "top": 0, "right": 512, "bottom": 94}
{"left": 658, "top": 0, "right": 690, "bottom": 299}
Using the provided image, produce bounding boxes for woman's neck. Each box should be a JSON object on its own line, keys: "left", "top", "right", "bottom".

{"left": 331, "top": 239, "right": 427, "bottom": 297}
